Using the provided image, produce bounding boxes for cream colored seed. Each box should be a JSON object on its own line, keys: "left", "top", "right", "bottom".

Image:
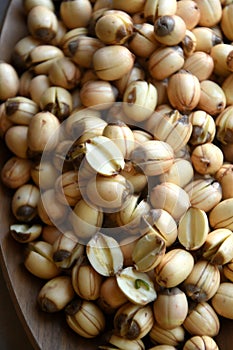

{"left": 68, "top": 35, "right": 104, "bottom": 69}
{"left": 48, "top": 57, "right": 81, "bottom": 90}
{"left": 181, "top": 29, "right": 197, "bottom": 57}
{"left": 0, "top": 62, "right": 19, "bottom": 100}
{"left": 72, "top": 256, "right": 103, "bottom": 300}
{"left": 153, "top": 287, "right": 188, "bottom": 330}
{"left": 80, "top": 80, "right": 117, "bottom": 110}
{"left": 98, "top": 276, "right": 128, "bottom": 312}
{"left": 120, "top": 161, "right": 147, "bottom": 194}
{"left": 183, "top": 51, "right": 214, "bottom": 81}
{"left": 189, "top": 110, "right": 216, "bottom": 146}
{"left": 167, "top": 70, "right": 201, "bottom": 113}
{"left": 112, "top": 0, "right": 145, "bottom": 14}
{"left": 154, "top": 15, "right": 186, "bottom": 46}
{"left": 5, "top": 125, "right": 29, "bottom": 159}
{"left": 105, "top": 334, "right": 145, "bottom": 350}
{"left": 149, "top": 323, "right": 185, "bottom": 347}
{"left": 191, "top": 143, "right": 224, "bottom": 175}
{"left": 86, "top": 174, "right": 131, "bottom": 211}
{"left": 65, "top": 299, "right": 105, "bottom": 338}
{"left": 221, "top": 4, "right": 233, "bottom": 41}
{"left": 154, "top": 249, "right": 194, "bottom": 288}
{"left": 128, "top": 23, "right": 159, "bottom": 58}
{"left": 65, "top": 110, "right": 106, "bottom": 140}
{"left": 222, "top": 73, "right": 233, "bottom": 105}
{"left": 18, "top": 69, "right": 33, "bottom": 96}
{"left": 150, "top": 182, "right": 190, "bottom": 222}
{"left": 11, "top": 183, "right": 40, "bottom": 222}
{"left": 184, "top": 177, "right": 222, "bottom": 212}
{"left": 102, "top": 121, "right": 135, "bottom": 160}
{"left": 116, "top": 266, "right": 157, "bottom": 305}
{"left": 39, "top": 86, "right": 72, "bottom": 120}
{"left": 215, "top": 105, "right": 233, "bottom": 145}
{"left": 52, "top": 230, "right": 84, "bottom": 269}
{"left": 183, "top": 301, "right": 220, "bottom": 337}
{"left": 210, "top": 43, "right": 233, "bottom": 77}
{"left": 37, "top": 192, "right": 67, "bottom": 227}
{"left": 86, "top": 232, "right": 123, "bottom": 277}
{"left": 147, "top": 109, "right": 193, "bottom": 153}
{"left": 223, "top": 258, "right": 233, "bottom": 282}
{"left": 60, "top": 0, "right": 92, "bottom": 29}
{"left": 197, "top": 80, "right": 226, "bottom": 116}
{"left": 148, "top": 45, "right": 184, "bottom": 81}
{"left": 114, "top": 65, "right": 146, "bottom": 98}
{"left": 95, "top": 11, "right": 134, "bottom": 45}
{"left": 212, "top": 282, "right": 233, "bottom": 320}
{"left": 1, "top": 156, "right": 32, "bottom": 189}
{"left": 123, "top": 80, "right": 158, "bottom": 122}
{"left": 24, "top": 241, "right": 60, "bottom": 279}
{"left": 27, "top": 111, "right": 60, "bottom": 153}
{"left": 183, "top": 336, "right": 219, "bottom": 350}
{"left": 31, "top": 160, "right": 58, "bottom": 190}
{"left": 178, "top": 207, "right": 209, "bottom": 250}
{"left": 84, "top": 135, "right": 125, "bottom": 176}
{"left": 147, "top": 345, "right": 177, "bottom": 350}
{"left": 29, "top": 74, "right": 51, "bottom": 105}
{"left": 141, "top": 209, "right": 178, "bottom": 247}
{"left": 159, "top": 158, "right": 194, "bottom": 188}
{"left": 71, "top": 199, "right": 103, "bottom": 241}
{"left": 60, "top": 27, "right": 88, "bottom": 56}
{"left": 114, "top": 195, "right": 150, "bottom": 234}
{"left": 132, "top": 230, "right": 166, "bottom": 272}
{"left": 113, "top": 302, "right": 154, "bottom": 340}
{"left": 37, "top": 275, "right": 75, "bottom": 312}
{"left": 0, "top": 103, "right": 13, "bottom": 138}
{"left": 144, "top": 0, "right": 177, "bottom": 23}
{"left": 27, "top": 5, "right": 58, "bottom": 43}
{"left": 28, "top": 45, "right": 64, "bottom": 75}
{"left": 11, "top": 35, "right": 41, "bottom": 71}
{"left": 5, "top": 96, "right": 39, "bottom": 125}
{"left": 54, "top": 170, "right": 82, "bottom": 207}
{"left": 10, "top": 224, "right": 42, "bottom": 243}
{"left": 93, "top": 45, "right": 135, "bottom": 81}
{"left": 130, "top": 140, "right": 174, "bottom": 176}
{"left": 194, "top": 0, "right": 222, "bottom": 27}
{"left": 23, "top": 0, "right": 55, "bottom": 14}
{"left": 192, "top": 27, "right": 222, "bottom": 54}
{"left": 182, "top": 260, "right": 220, "bottom": 302}
{"left": 202, "top": 228, "right": 233, "bottom": 265}
{"left": 176, "top": 0, "right": 200, "bottom": 30}
{"left": 209, "top": 198, "right": 233, "bottom": 230}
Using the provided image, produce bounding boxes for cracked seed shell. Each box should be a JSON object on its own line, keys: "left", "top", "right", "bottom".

{"left": 86, "top": 232, "right": 123, "bottom": 277}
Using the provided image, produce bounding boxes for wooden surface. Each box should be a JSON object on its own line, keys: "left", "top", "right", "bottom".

{"left": 0, "top": 1, "right": 233, "bottom": 350}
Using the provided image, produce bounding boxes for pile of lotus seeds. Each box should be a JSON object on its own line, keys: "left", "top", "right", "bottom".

{"left": 1, "top": 0, "right": 233, "bottom": 349}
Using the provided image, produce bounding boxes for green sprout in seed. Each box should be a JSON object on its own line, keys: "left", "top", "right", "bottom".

{"left": 135, "top": 279, "right": 150, "bottom": 291}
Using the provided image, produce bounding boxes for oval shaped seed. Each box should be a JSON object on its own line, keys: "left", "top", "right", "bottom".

{"left": 155, "top": 249, "right": 194, "bottom": 288}
{"left": 132, "top": 231, "right": 166, "bottom": 272}
{"left": 209, "top": 198, "right": 233, "bottom": 230}
{"left": 202, "top": 228, "right": 233, "bottom": 265}
{"left": 86, "top": 232, "right": 123, "bottom": 277}
{"left": 182, "top": 260, "right": 220, "bottom": 302}
{"left": 212, "top": 282, "right": 233, "bottom": 320}
{"left": 178, "top": 207, "right": 209, "bottom": 250}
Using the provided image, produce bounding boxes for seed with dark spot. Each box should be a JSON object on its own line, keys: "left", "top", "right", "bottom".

{"left": 154, "top": 16, "right": 175, "bottom": 37}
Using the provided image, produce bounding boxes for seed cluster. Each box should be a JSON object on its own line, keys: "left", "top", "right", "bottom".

{"left": 1, "top": 0, "right": 233, "bottom": 349}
